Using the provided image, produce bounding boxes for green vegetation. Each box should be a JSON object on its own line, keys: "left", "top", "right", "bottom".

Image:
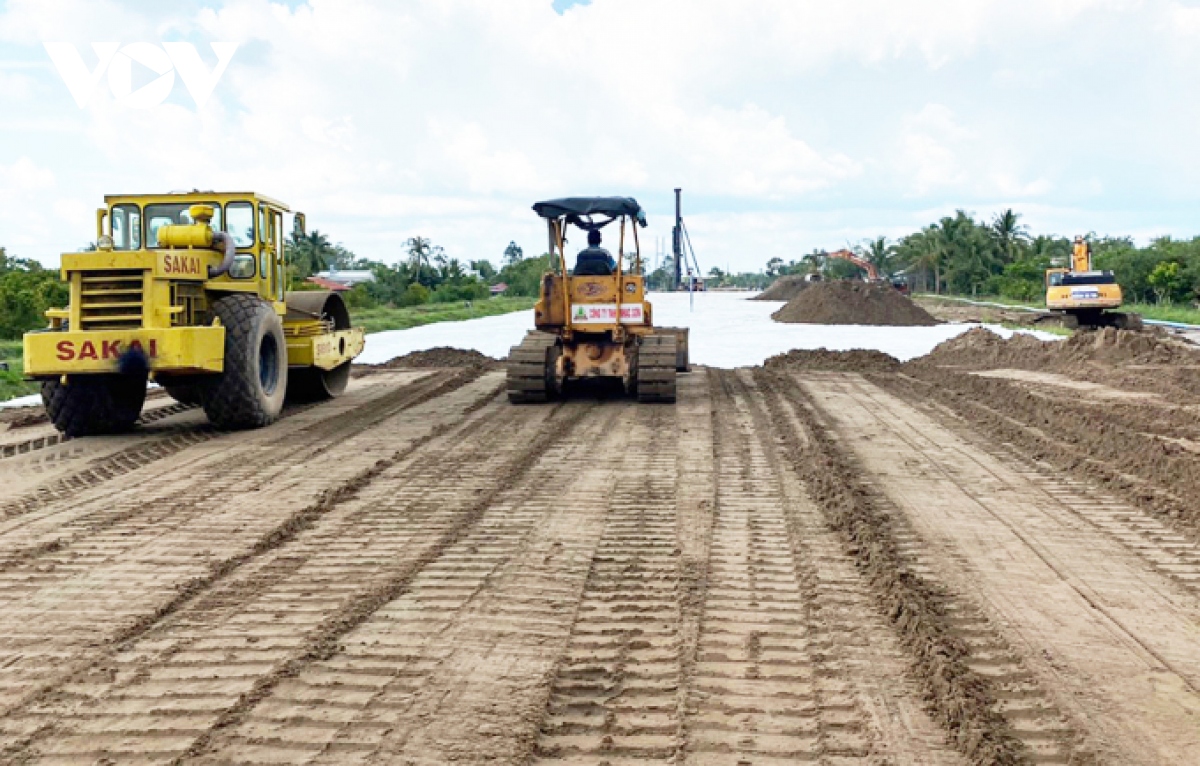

{"left": 1001, "top": 322, "right": 1073, "bottom": 337}
{"left": 0, "top": 369, "right": 35, "bottom": 402}
{"left": 0, "top": 340, "right": 35, "bottom": 401}
{"left": 920, "top": 294, "right": 1200, "bottom": 326}
{"left": 0, "top": 250, "right": 60, "bottom": 400}
{"left": 287, "top": 231, "right": 555, "bottom": 309}
{"left": 1124, "top": 302, "right": 1200, "bottom": 324}
{"left": 763, "top": 210, "right": 1200, "bottom": 316}
{"left": 0, "top": 248, "right": 67, "bottom": 340}
{"left": 352, "top": 297, "right": 536, "bottom": 334}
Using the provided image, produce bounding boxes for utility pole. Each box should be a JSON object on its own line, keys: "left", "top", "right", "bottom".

{"left": 672, "top": 188, "right": 682, "bottom": 291}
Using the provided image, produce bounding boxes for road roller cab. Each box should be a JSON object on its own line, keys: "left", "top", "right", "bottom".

{"left": 23, "top": 191, "right": 365, "bottom": 435}
{"left": 506, "top": 196, "right": 688, "bottom": 404}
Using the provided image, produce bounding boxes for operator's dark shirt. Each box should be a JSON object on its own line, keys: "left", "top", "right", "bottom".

{"left": 574, "top": 247, "right": 616, "bottom": 276}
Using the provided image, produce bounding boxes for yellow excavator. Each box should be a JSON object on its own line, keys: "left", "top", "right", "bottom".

{"left": 1045, "top": 236, "right": 1141, "bottom": 330}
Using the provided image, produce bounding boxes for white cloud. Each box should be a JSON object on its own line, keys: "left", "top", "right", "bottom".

{"left": 895, "top": 104, "right": 1053, "bottom": 200}
{"left": 0, "top": 157, "right": 55, "bottom": 192}
{"left": 1, "top": 0, "right": 1199, "bottom": 269}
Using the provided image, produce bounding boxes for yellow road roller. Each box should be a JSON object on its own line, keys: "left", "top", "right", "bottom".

{"left": 23, "top": 191, "right": 364, "bottom": 435}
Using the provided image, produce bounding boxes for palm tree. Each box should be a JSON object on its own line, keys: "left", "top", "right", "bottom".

{"left": 503, "top": 241, "right": 524, "bottom": 266}
{"left": 288, "top": 229, "right": 333, "bottom": 280}
{"left": 990, "top": 209, "right": 1029, "bottom": 264}
{"left": 407, "top": 236, "right": 433, "bottom": 286}
{"left": 900, "top": 228, "right": 945, "bottom": 294}
{"left": 859, "top": 236, "right": 896, "bottom": 278}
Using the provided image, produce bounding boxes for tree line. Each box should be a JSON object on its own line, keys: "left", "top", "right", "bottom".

{"left": 763, "top": 209, "right": 1200, "bottom": 305}
{"left": 0, "top": 235, "right": 548, "bottom": 340}
{"left": 0, "top": 248, "right": 68, "bottom": 340}
{"left": 288, "top": 231, "right": 553, "bottom": 309}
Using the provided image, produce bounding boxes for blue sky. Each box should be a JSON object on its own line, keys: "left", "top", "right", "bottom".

{"left": 3, "top": 0, "right": 1200, "bottom": 272}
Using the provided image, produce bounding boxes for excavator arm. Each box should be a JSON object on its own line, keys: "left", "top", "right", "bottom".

{"left": 825, "top": 249, "right": 880, "bottom": 281}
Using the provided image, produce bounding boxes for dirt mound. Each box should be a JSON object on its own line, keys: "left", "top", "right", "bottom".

{"left": 374, "top": 348, "right": 499, "bottom": 370}
{"left": 753, "top": 276, "right": 810, "bottom": 302}
{"left": 917, "top": 326, "right": 1195, "bottom": 370}
{"left": 765, "top": 348, "right": 900, "bottom": 373}
{"left": 771, "top": 281, "right": 939, "bottom": 326}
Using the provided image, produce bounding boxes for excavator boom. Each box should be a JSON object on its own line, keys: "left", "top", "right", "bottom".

{"left": 825, "top": 249, "right": 880, "bottom": 281}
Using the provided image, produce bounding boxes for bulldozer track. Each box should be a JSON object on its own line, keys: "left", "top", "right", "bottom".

{"left": 0, "top": 360, "right": 1195, "bottom": 764}
{"left": 635, "top": 334, "right": 677, "bottom": 404}
{"left": 198, "top": 402, "right": 623, "bottom": 764}
{"left": 507, "top": 331, "right": 560, "bottom": 403}
{"left": 682, "top": 369, "right": 874, "bottom": 764}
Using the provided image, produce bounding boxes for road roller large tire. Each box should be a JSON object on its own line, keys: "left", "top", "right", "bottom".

{"left": 202, "top": 294, "right": 288, "bottom": 430}
{"left": 42, "top": 373, "right": 147, "bottom": 437}
{"left": 507, "top": 332, "right": 560, "bottom": 404}
{"left": 161, "top": 378, "right": 204, "bottom": 406}
{"left": 287, "top": 362, "right": 351, "bottom": 402}
{"left": 636, "top": 334, "right": 677, "bottom": 403}
{"left": 284, "top": 291, "right": 353, "bottom": 402}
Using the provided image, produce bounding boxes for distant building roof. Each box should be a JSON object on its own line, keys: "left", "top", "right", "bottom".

{"left": 489, "top": 282, "right": 508, "bottom": 294}
{"left": 305, "top": 276, "right": 351, "bottom": 292}
{"left": 314, "top": 269, "right": 375, "bottom": 286}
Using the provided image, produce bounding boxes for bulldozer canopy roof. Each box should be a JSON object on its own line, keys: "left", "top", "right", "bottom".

{"left": 532, "top": 197, "right": 647, "bottom": 226}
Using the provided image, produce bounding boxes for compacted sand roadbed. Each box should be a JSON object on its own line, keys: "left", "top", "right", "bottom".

{"left": 0, "top": 362, "right": 1197, "bottom": 765}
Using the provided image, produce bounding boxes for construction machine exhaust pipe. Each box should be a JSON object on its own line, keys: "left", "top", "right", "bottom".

{"left": 207, "top": 231, "right": 237, "bottom": 279}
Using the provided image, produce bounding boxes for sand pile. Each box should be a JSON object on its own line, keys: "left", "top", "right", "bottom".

{"left": 374, "top": 348, "right": 499, "bottom": 369}
{"left": 765, "top": 348, "right": 900, "bottom": 373}
{"left": 753, "top": 276, "right": 810, "bottom": 302}
{"left": 771, "top": 281, "right": 939, "bottom": 326}
{"left": 916, "top": 326, "right": 1195, "bottom": 371}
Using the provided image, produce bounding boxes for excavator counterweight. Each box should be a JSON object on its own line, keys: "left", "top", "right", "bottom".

{"left": 1045, "top": 237, "right": 1141, "bottom": 330}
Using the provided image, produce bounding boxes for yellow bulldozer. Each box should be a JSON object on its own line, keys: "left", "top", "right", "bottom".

{"left": 1045, "top": 236, "right": 1141, "bottom": 330}
{"left": 23, "top": 191, "right": 364, "bottom": 435}
{"left": 506, "top": 197, "right": 688, "bottom": 404}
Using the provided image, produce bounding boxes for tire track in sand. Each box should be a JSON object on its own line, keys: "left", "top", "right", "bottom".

{"left": 0, "top": 372, "right": 500, "bottom": 740}
{"left": 0, "top": 370, "right": 473, "bottom": 574}
{"left": 673, "top": 370, "right": 960, "bottom": 766}
{"left": 0, "top": 370, "right": 451, "bottom": 526}
{"left": 1, "top": 386, "right": 577, "bottom": 763}
{"left": 803, "top": 371, "right": 1200, "bottom": 765}
{"left": 724, "top": 368, "right": 964, "bottom": 766}
{"left": 197, "top": 402, "right": 635, "bottom": 765}
{"left": 529, "top": 399, "right": 683, "bottom": 765}
{"left": 757, "top": 369, "right": 1041, "bottom": 765}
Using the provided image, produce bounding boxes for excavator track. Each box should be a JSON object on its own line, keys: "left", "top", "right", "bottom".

{"left": 1063, "top": 310, "right": 1144, "bottom": 331}
{"left": 636, "top": 333, "right": 677, "bottom": 403}
{"left": 506, "top": 331, "right": 560, "bottom": 404}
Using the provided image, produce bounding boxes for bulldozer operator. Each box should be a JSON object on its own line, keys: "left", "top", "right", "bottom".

{"left": 573, "top": 229, "right": 616, "bottom": 276}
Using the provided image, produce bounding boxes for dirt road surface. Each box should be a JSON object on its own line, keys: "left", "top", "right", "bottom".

{"left": 0, "top": 357, "right": 1198, "bottom": 764}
